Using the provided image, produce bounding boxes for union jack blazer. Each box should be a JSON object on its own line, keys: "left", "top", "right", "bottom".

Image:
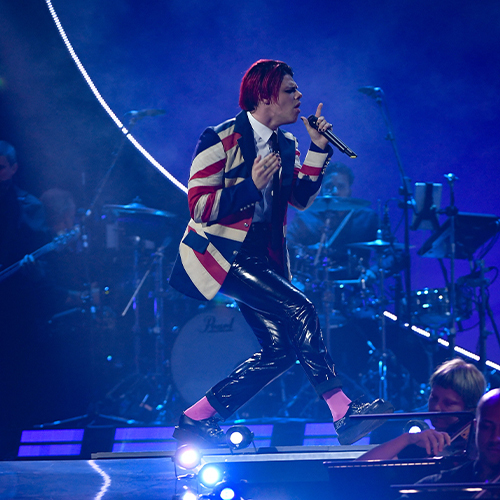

{"left": 169, "top": 111, "right": 332, "bottom": 301}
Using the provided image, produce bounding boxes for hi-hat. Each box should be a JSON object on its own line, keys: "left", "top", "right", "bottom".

{"left": 309, "top": 196, "right": 371, "bottom": 213}
{"left": 103, "top": 201, "right": 175, "bottom": 218}
{"left": 348, "top": 239, "right": 405, "bottom": 250}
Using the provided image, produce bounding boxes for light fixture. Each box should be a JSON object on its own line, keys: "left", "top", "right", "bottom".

{"left": 181, "top": 489, "right": 198, "bottom": 500}
{"left": 225, "top": 426, "right": 254, "bottom": 450}
{"left": 172, "top": 485, "right": 199, "bottom": 500}
{"left": 210, "top": 480, "right": 245, "bottom": 500}
{"left": 174, "top": 444, "right": 202, "bottom": 470}
{"left": 403, "top": 420, "right": 430, "bottom": 434}
{"left": 198, "top": 464, "right": 224, "bottom": 488}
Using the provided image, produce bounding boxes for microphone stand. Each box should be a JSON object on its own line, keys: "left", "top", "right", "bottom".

{"left": 84, "top": 116, "right": 139, "bottom": 221}
{"left": 360, "top": 87, "right": 414, "bottom": 324}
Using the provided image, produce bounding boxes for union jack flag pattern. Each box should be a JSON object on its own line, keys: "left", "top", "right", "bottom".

{"left": 169, "top": 111, "right": 333, "bottom": 301}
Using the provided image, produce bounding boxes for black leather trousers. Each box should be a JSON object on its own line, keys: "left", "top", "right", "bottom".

{"left": 205, "top": 223, "right": 342, "bottom": 420}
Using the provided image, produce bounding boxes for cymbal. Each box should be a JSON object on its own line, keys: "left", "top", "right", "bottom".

{"left": 348, "top": 239, "right": 405, "bottom": 250}
{"left": 308, "top": 196, "right": 371, "bottom": 212}
{"left": 103, "top": 202, "right": 175, "bottom": 218}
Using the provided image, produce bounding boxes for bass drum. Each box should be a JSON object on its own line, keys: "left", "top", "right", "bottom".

{"left": 171, "top": 305, "right": 261, "bottom": 405}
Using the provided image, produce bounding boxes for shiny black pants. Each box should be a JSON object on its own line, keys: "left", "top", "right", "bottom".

{"left": 205, "top": 225, "right": 342, "bottom": 420}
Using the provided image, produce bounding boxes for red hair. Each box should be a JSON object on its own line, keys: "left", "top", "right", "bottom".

{"left": 239, "top": 59, "right": 293, "bottom": 111}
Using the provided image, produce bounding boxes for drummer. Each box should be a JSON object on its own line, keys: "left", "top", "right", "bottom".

{"left": 287, "top": 162, "right": 379, "bottom": 277}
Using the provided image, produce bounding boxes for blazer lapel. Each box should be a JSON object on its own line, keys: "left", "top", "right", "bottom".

{"left": 235, "top": 111, "right": 256, "bottom": 176}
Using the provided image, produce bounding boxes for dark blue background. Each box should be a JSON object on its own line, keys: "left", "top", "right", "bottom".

{"left": 1, "top": 0, "right": 499, "bottom": 363}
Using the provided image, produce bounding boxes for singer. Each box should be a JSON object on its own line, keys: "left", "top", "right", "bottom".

{"left": 169, "top": 59, "right": 393, "bottom": 448}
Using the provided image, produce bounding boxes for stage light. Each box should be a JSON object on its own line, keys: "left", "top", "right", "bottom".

{"left": 181, "top": 490, "right": 198, "bottom": 500}
{"left": 198, "top": 464, "right": 223, "bottom": 487}
{"left": 210, "top": 480, "right": 246, "bottom": 500}
{"left": 219, "top": 488, "right": 235, "bottom": 500}
{"left": 225, "top": 426, "right": 254, "bottom": 450}
{"left": 174, "top": 444, "right": 202, "bottom": 470}
{"left": 172, "top": 485, "right": 199, "bottom": 500}
{"left": 404, "top": 420, "right": 430, "bottom": 434}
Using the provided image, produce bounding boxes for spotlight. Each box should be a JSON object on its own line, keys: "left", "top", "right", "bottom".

{"left": 210, "top": 480, "right": 245, "bottom": 500}
{"left": 404, "top": 420, "right": 430, "bottom": 434}
{"left": 218, "top": 487, "right": 236, "bottom": 500}
{"left": 181, "top": 490, "right": 198, "bottom": 500}
{"left": 199, "top": 464, "right": 224, "bottom": 488}
{"left": 174, "top": 444, "right": 202, "bottom": 470}
{"left": 172, "top": 485, "right": 199, "bottom": 500}
{"left": 225, "top": 426, "right": 254, "bottom": 450}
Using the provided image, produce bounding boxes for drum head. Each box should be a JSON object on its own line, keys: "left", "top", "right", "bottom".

{"left": 171, "top": 306, "right": 260, "bottom": 405}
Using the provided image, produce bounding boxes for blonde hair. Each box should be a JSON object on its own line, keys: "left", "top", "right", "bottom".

{"left": 430, "top": 358, "right": 486, "bottom": 410}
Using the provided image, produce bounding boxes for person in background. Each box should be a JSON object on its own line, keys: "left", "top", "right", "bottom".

{"left": 0, "top": 140, "right": 47, "bottom": 271}
{"left": 0, "top": 140, "right": 49, "bottom": 459}
{"left": 287, "top": 162, "right": 379, "bottom": 266}
{"left": 397, "top": 388, "right": 500, "bottom": 499}
{"left": 358, "top": 358, "right": 487, "bottom": 460}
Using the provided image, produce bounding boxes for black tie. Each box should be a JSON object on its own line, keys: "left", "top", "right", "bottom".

{"left": 269, "top": 132, "right": 281, "bottom": 249}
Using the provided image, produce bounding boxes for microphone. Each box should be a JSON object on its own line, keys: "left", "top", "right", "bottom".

{"left": 124, "top": 109, "right": 166, "bottom": 120}
{"left": 358, "top": 86, "right": 383, "bottom": 99}
{"left": 307, "top": 115, "right": 357, "bottom": 159}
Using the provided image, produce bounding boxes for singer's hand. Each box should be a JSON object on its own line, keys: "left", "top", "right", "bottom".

{"left": 301, "top": 103, "right": 331, "bottom": 150}
{"left": 251, "top": 153, "right": 280, "bottom": 191}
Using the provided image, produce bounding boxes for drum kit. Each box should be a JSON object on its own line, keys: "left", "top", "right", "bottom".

{"left": 55, "top": 183, "right": 497, "bottom": 424}
{"left": 286, "top": 192, "right": 499, "bottom": 409}
{"left": 288, "top": 196, "right": 398, "bottom": 333}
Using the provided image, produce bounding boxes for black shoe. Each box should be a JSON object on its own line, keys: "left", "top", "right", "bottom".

{"left": 334, "top": 398, "right": 394, "bottom": 445}
{"left": 173, "top": 413, "right": 226, "bottom": 448}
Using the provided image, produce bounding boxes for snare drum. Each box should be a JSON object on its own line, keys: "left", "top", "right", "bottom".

{"left": 170, "top": 305, "right": 260, "bottom": 405}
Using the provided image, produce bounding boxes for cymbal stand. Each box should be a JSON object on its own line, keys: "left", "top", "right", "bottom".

{"left": 443, "top": 173, "right": 459, "bottom": 355}
{"left": 313, "top": 216, "right": 332, "bottom": 267}
{"left": 374, "top": 238, "right": 389, "bottom": 401}
{"left": 151, "top": 241, "right": 167, "bottom": 380}
{"left": 119, "top": 239, "right": 173, "bottom": 420}
{"left": 475, "top": 260, "right": 500, "bottom": 374}
{"left": 122, "top": 239, "right": 170, "bottom": 358}
{"left": 312, "top": 215, "right": 333, "bottom": 344}
{"left": 315, "top": 211, "right": 354, "bottom": 345}
{"left": 360, "top": 87, "right": 414, "bottom": 323}
{"left": 477, "top": 260, "right": 488, "bottom": 373}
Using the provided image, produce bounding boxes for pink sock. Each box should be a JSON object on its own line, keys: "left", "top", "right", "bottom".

{"left": 323, "top": 388, "right": 352, "bottom": 421}
{"left": 184, "top": 396, "right": 217, "bottom": 421}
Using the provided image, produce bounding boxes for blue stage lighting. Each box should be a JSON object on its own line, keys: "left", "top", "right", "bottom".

{"left": 210, "top": 480, "right": 245, "bottom": 500}
{"left": 172, "top": 485, "right": 199, "bottom": 500}
{"left": 199, "top": 464, "right": 223, "bottom": 487}
{"left": 404, "top": 419, "right": 430, "bottom": 434}
{"left": 225, "top": 425, "right": 254, "bottom": 450}
{"left": 174, "top": 444, "right": 202, "bottom": 470}
{"left": 219, "top": 487, "right": 235, "bottom": 500}
{"left": 181, "top": 490, "right": 198, "bottom": 500}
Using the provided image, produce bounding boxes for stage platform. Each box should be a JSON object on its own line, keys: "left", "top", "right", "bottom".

{"left": 1, "top": 439, "right": 456, "bottom": 499}
{"left": 0, "top": 444, "right": 382, "bottom": 500}
{"left": 1, "top": 421, "right": 466, "bottom": 499}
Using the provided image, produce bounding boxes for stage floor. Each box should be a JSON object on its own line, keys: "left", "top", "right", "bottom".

{"left": 0, "top": 446, "right": 371, "bottom": 500}
{"left": 1, "top": 456, "right": 177, "bottom": 499}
